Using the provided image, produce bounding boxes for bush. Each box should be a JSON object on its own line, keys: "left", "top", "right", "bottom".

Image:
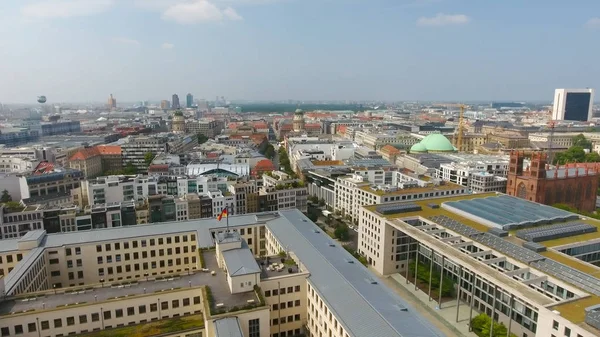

{"left": 471, "top": 313, "right": 517, "bottom": 337}
{"left": 409, "top": 260, "right": 455, "bottom": 297}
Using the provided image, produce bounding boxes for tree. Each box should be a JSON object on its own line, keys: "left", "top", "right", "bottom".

{"left": 554, "top": 146, "right": 586, "bottom": 164}
{"left": 123, "top": 162, "right": 138, "bottom": 174}
{"left": 144, "top": 152, "right": 156, "bottom": 166}
{"left": 197, "top": 134, "right": 209, "bottom": 144}
{"left": 318, "top": 199, "right": 326, "bottom": 207}
{"left": 585, "top": 152, "right": 600, "bottom": 162}
{"left": 334, "top": 224, "right": 350, "bottom": 241}
{"left": 1, "top": 190, "right": 12, "bottom": 203}
{"left": 573, "top": 134, "right": 592, "bottom": 150}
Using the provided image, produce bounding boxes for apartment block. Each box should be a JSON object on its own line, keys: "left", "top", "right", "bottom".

{"left": 335, "top": 170, "right": 467, "bottom": 223}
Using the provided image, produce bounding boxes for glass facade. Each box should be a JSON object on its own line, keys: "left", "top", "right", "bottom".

{"left": 564, "top": 92, "right": 591, "bottom": 121}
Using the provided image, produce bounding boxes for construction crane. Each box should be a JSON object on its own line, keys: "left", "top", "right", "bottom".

{"left": 455, "top": 104, "right": 465, "bottom": 151}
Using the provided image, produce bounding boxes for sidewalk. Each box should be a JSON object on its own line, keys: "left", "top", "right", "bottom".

{"left": 374, "top": 269, "right": 479, "bottom": 337}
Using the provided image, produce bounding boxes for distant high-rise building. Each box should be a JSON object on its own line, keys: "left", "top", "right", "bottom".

{"left": 552, "top": 88, "right": 594, "bottom": 121}
{"left": 107, "top": 94, "right": 116, "bottom": 109}
{"left": 160, "top": 100, "right": 171, "bottom": 109}
{"left": 186, "top": 93, "right": 193, "bottom": 108}
{"left": 172, "top": 94, "right": 180, "bottom": 109}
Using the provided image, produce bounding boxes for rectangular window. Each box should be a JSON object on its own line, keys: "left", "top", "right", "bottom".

{"left": 40, "top": 321, "right": 49, "bottom": 330}
{"left": 172, "top": 300, "right": 179, "bottom": 308}
{"left": 183, "top": 298, "right": 190, "bottom": 306}
{"left": 27, "top": 323, "right": 36, "bottom": 333}
{"left": 115, "top": 242, "right": 120, "bottom": 250}
{"left": 65, "top": 248, "right": 72, "bottom": 256}
{"left": 104, "top": 311, "right": 111, "bottom": 320}
{"left": 150, "top": 303, "right": 158, "bottom": 312}
{"left": 91, "top": 313, "right": 100, "bottom": 322}
{"left": 105, "top": 244, "right": 111, "bottom": 251}
{"left": 127, "top": 307, "right": 135, "bottom": 316}
{"left": 193, "top": 296, "right": 201, "bottom": 304}
{"left": 139, "top": 305, "right": 146, "bottom": 314}
{"left": 67, "top": 317, "right": 75, "bottom": 326}
{"left": 79, "top": 315, "right": 87, "bottom": 324}
{"left": 54, "top": 319, "right": 62, "bottom": 328}
{"left": 294, "top": 285, "right": 300, "bottom": 292}
{"left": 96, "top": 245, "right": 102, "bottom": 252}
{"left": 124, "top": 242, "right": 129, "bottom": 249}
{"left": 249, "top": 318, "right": 260, "bottom": 337}
{"left": 161, "top": 301, "right": 168, "bottom": 310}
{"left": 14, "top": 325, "right": 23, "bottom": 335}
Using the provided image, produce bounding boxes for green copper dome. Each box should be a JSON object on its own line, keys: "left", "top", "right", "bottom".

{"left": 423, "top": 134, "right": 454, "bottom": 152}
{"left": 410, "top": 134, "right": 455, "bottom": 153}
{"left": 410, "top": 143, "right": 427, "bottom": 153}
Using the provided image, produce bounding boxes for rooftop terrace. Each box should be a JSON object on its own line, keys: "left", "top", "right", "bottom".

{"left": 0, "top": 251, "right": 256, "bottom": 316}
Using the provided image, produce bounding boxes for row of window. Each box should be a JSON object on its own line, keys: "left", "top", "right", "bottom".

{"left": 264, "top": 285, "right": 301, "bottom": 297}
{"left": 97, "top": 246, "right": 195, "bottom": 264}
{"left": 272, "top": 314, "right": 301, "bottom": 326}
{"left": 95, "top": 234, "right": 196, "bottom": 253}
{"left": 0, "top": 253, "right": 23, "bottom": 264}
{"left": 98, "top": 256, "right": 196, "bottom": 276}
{"left": 0, "top": 297, "right": 202, "bottom": 336}
{"left": 272, "top": 299, "right": 301, "bottom": 311}
{"left": 272, "top": 329, "right": 301, "bottom": 337}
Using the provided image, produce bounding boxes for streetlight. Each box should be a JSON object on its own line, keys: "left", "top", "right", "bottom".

{"left": 53, "top": 284, "right": 56, "bottom": 295}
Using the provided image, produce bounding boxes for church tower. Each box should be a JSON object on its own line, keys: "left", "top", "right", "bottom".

{"left": 293, "top": 109, "right": 305, "bottom": 133}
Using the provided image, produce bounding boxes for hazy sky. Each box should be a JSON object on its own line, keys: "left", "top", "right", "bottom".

{"left": 1, "top": 0, "right": 599, "bottom": 104}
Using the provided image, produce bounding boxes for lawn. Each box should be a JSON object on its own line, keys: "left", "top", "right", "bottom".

{"left": 77, "top": 314, "right": 205, "bottom": 337}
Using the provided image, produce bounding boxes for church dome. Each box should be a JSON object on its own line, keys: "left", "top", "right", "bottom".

{"left": 410, "top": 143, "right": 427, "bottom": 153}
{"left": 410, "top": 134, "right": 455, "bottom": 153}
{"left": 424, "top": 134, "right": 454, "bottom": 152}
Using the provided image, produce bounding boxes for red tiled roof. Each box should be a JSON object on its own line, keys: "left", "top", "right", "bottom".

{"left": 96, "top": 145, "right": 121, "bottom": 155}
{"left": 69, "top": 147, "right": 100, "bottom": 161}
{"left": 255, "top": 159, "right": 275, "bottom": 171}
{"left": 148, "top": 164, "right": 169, "bottom": 172}
{"left": 380, "top": 144, "right": 401, "bottom": 155}
{"left": 33, "top": 161, "right": 55, "bottom": 175}
{"left": 253, "top": 122, "right": 268, "bottom": 129}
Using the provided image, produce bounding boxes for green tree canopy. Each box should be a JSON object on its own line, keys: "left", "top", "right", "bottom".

{"left": 144, "top": 152, "right": 156, "bottom": 166}
{"left": 124, "top": 162, "right": 138, "bottom": 174}
{"left": 573, "top": 134, "right": 592, "bottom": 149}
{"left": 334, "top": 224, "right": 350, "bottom": 241}
{"left": 1, "top": 190, "right": 12, "bottom": 203}
{"left": 197, "top": 134, "right": 209, "bottom": 144}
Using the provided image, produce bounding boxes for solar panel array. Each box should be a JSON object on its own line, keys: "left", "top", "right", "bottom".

{"left": 515, "top": 222, "right": 597, "bottom": 242}
{"left": 488, "top": 228, "right": 509, "bottom": 237}
{"left": 585, "top": 307, "right": 600, "bottom": 330}
{"left": 376, "top": 204, "right": 422, "bottom": 215}
{"left": 428, "top": 213, "right": 600, "bottom": 296}
{"left": 476, "top": 233, "right": 546, "bottom": 264}
{"left": 530, "top": 260, "right": 600, "bottom": 296}
{"left": 429, "top": 215, "right": 481, "bottom": 237}
{"left": 444, "top": 195, "right": 577, "bottom": 230}
{"left": 522, "top": 241, "right": 547, "bottom": 253}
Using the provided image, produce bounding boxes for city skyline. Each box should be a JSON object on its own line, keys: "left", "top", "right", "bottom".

{"left": 1, "top": 0, "right": 600, "bottom": 103}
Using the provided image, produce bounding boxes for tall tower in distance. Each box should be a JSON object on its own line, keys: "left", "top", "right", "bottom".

{"left": 160, "top": 100, "right": 171, "bottom": 110}
{"left": 293, "top": 108, "right": 305, "bottom": 132}
{"left": 172, "top": 94, "right": 180, "bottom": 109}
{"left": 552, "top": 88, "right": 594, "bottom": 121}
{"left": 186, "top": 93, "right": 194, "bottom": 108}
{"left": 107, "top": 94, "right": 116, "bottom": 110}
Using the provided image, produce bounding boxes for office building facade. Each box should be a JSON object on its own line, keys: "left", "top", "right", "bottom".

{"left": 552, "top": 88, "right": 595, "bottom": 121}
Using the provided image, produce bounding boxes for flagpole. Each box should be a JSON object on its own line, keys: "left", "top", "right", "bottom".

{"left": 226, "top": 205, "right": 230, "bottom": 233}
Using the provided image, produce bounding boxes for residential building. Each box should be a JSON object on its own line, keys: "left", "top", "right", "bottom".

{"left": 0, "top": 156, "right": 39, "bottom": 173}
{"left": 335, "top": 170, "right": 467, "bottom": 223}
{"left": 19, "top": 166, "right": 84, "bottom": 200}
{"left": 552, "top": 88, "right": 594, "bottom": 121}
{"left": 121, "top": 135, "right": 169, "bottom": 171}
{"left": 0, "top": 204, "right": 44, "bottom": 240}
{"left": 354, "top": 130, "right": 419, "bottom": 150}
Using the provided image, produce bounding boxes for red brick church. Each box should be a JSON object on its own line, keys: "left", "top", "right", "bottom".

{"left": 506, "top": 151, "right": 598, "bottom": 212}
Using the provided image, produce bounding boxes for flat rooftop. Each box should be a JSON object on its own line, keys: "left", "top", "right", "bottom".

{"left": 0, "top": 251, "right": 255, "bottom": 316}
{"left": 267, "top": 210, "right": 445, "bottom": 337}
{"left": 358, "top": 181, "right": 463, "bottom": 196}
{"left": 363, "top": 193, "right": 600, "bottom": 326}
